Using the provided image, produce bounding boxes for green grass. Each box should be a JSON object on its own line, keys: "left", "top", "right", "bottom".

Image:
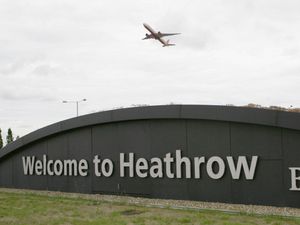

{"left": 0, "top": 191, "right": 299, "bottom": 225}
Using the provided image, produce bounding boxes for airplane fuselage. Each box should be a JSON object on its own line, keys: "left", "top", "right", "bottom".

{"left": 143, "top": 23, "right": 159, "bottom": 39}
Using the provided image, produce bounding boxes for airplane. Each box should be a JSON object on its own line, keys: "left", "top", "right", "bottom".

{"left": 142, "top": 23, "right": 180, "bottom": 47}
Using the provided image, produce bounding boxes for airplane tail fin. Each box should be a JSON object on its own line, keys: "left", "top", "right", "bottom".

{"left": 163, "top": 40, "right": 175, "bottom": 47}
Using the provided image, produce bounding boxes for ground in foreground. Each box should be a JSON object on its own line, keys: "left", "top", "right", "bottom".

{"left": 0, "top": 191, "right": 299, "bottom": 225}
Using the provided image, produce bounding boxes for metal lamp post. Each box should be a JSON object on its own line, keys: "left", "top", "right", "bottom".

{"left": 62, "top": 99, "right": 87, "bottom": 117}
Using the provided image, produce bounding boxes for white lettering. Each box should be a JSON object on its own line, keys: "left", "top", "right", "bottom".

{"left": 47, "top": 160, "right": 54, "bottom": 176}
{"left": 35, "top": 160, "right": 43, "bottom": 175}
{"left": 54, "top": 160, "right": 63, "bottom": 176}
{"left": 289, "top": 167, "right": 300, "bottom": 191}
{"left": 64, "top": 160, "right": 78, "bottom": 176}
{"left": 136, "top": 158, "right": 148, "bottom": 178}
{"left": 22, "top": 156, "right": 35, "bottom": 175}
{"left": 164, "top": 153, "right": 175, "bottom": 178}
{"left": 120, "top": 153, "right": 134, "bottom": 177}
{"left": 207, "top": 157, "right": 225, "bottom": 179}
{"left": 21, "top": 152, "right": 260, "bottom": 181}
{"left": 176, "top": 150, "right": 191, "bottom": 178}
{"left": 93, "top": 155, "right": 102, "bottom": 177}
{"left": 194, "top": 157, "right": 205, "bottom": 179}
{"left": 22, "top": 155, "right": 89, "bottom": 177}
{"left": 101, "top": 159, "right": 113, "bottom": 177}
{"left": 227, "top": 156, "right": 258, "bottom": 180}
{"left": 78, "top": 159, "right": 88, "bottom": 176}
{"left": 150, "top": 158, "right": 163, "bottom": 178}
{"left": 43, "top": 155, "right": 47, "bottom": 175}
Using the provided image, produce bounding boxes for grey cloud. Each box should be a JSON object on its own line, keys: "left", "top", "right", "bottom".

{"left": 0, "top": 61, "right": 26, "bottom": 75}
{"left": 180, "top": 30, "right": 213, "bottom": 50}
{"left": 282, "top": 47, "right": 300, "bottom": 57}
{"left": 0, "top": 56, "right": 44, "bottom": 75}
{"left": 0, "top": 88, "right": 57, "bottom": 102}
{"left": 32, "top": 64, "right": 60, "bottom": 76}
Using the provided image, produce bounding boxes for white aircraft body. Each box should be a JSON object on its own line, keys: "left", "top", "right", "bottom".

{"left": 142, "top": 23, "right": 180, "bottom": 47}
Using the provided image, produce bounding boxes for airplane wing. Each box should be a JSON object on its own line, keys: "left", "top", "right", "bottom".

{"left": 158, "top": 32, "right": 181, "bottom": 37}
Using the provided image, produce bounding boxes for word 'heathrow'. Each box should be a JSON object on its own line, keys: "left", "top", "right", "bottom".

{"left": 22, "top": 150, "right": 259, "bottom": 180}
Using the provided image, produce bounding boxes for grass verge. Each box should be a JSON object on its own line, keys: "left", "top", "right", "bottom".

{"left": 0, "top": 191, "right": 299, "bottom": 225}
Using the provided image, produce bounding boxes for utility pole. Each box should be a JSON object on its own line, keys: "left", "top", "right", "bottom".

{"left": 62, "top": 99, "right": 87, "bottom": 117}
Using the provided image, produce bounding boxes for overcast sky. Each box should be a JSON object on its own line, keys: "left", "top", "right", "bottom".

{"left": 0, "top": 0, "right": 300, "bottom": 138}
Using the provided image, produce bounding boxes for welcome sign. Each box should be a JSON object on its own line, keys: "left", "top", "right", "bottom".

{"left": 22, "top": 151, "right": 258, "bottom": 179}
{"left": 22, "top": 151, "right": 300, "bottom": 191}
{"left": 1, "top": 105, "right": 299, "bottom": 207}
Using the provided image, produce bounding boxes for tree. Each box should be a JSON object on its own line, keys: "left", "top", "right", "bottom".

{"left": 6, "top": 128, "right": 14, "bottom": 144}
{"left": 0, "top": 128, "right": 3, "bottom": 149}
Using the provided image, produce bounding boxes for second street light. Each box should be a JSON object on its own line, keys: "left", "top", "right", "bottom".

{"left": 62, "top": 99, "right": 87, "bottom": 117}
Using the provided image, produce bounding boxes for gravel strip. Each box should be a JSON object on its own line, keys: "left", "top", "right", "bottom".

{"left": 1, "top": 188, "right": 299, "bottom": 217}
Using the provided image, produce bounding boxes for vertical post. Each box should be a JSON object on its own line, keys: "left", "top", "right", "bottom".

{"left": 63, "top": 99, "right": 86, "bottom": 117}
{"left": 76, "top": 101, "right": 79, "bottom": 117}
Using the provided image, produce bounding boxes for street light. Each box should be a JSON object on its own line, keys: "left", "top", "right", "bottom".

{"left": 62, "top": 99, "right": 87, "bottom": 117}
